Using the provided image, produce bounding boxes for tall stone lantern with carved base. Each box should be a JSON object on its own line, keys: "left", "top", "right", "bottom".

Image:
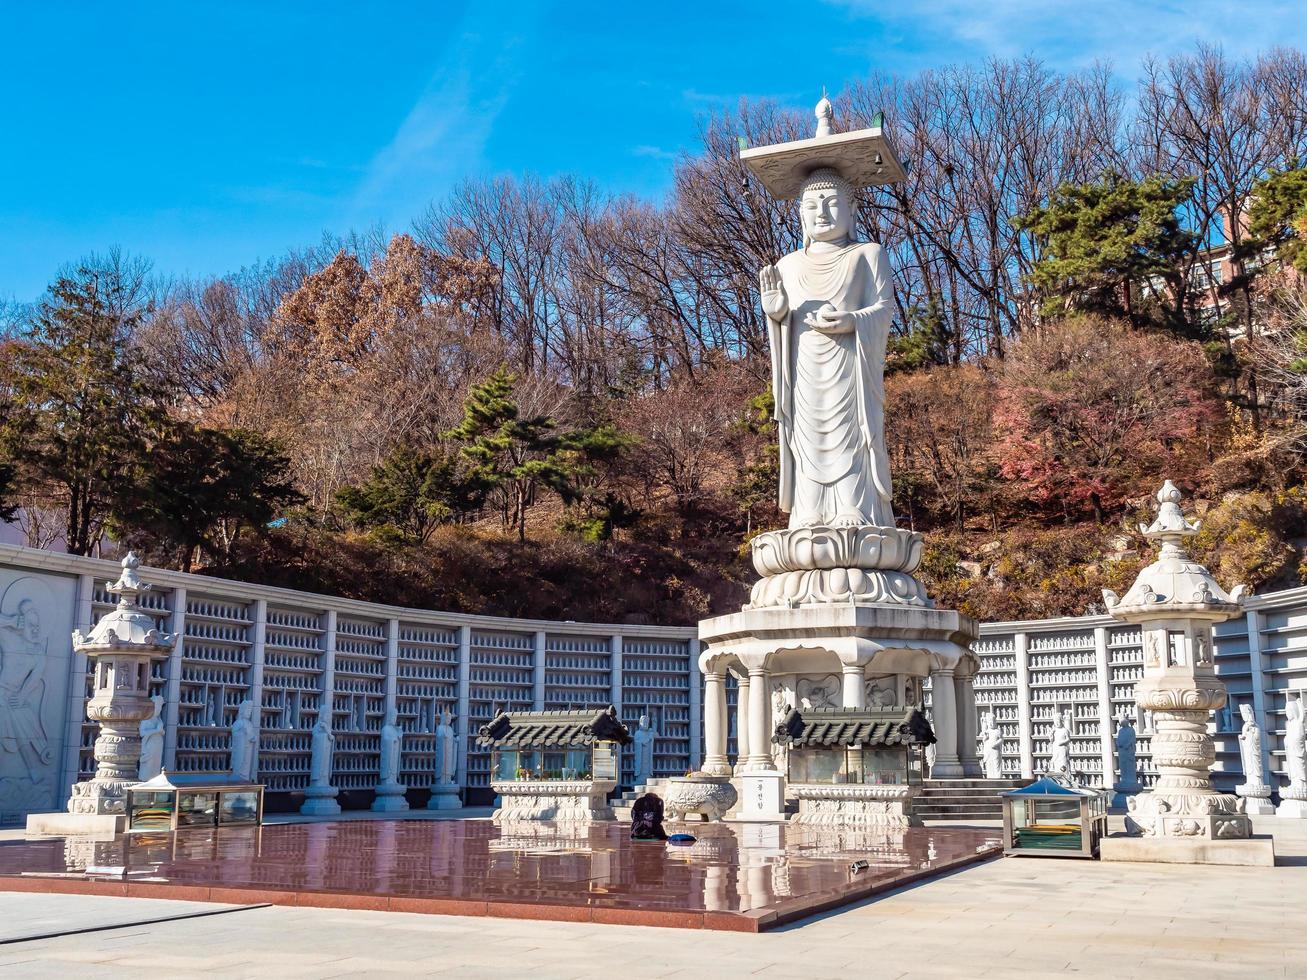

{"left": 1099, "top": 482, "right": 1273, "bottom": 866}
{"left": 66, "top": 554, "right": 177, "bottom": 821}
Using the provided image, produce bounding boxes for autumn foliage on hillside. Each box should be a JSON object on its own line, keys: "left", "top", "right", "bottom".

{"left": 4, "top": 47, "right": 1307, "bottom": 624}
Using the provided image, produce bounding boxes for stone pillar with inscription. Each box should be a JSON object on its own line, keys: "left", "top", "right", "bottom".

{"left": 1100, "top": 481, "right": 1273, "bottom": 866}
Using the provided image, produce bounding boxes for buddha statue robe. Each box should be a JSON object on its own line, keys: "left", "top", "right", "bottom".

{"left": 766, "top": 240, "right": 896, "bottom": 529}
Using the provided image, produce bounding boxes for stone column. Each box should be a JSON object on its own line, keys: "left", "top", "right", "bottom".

{"left": 930, "top": 667, "right": 963, "bottom": 778}
{"left": 609, "top": 633, "right": 623, "bottom": 711}
{"left": 1245, "top": 610, "right": 1274, "bottom": 786}
{"left": 455, "top": 624, "right": 471, "bottom": 788}
{"left": 59, "top": 573, "right": 96, "bottom": 803}
{"left": 1014, "top": 632, "right": 1035, "bottom": 779}
{"left": 842, "top": 663, "right": 867, "bottom": 776}
{"left": 733, "top": 669, "right": 752, "bottom": 776}
{"left": 1093, "top": 626, "right": 1116, "bottom": 789}
{"left": 954, "top": 670, "right": 982, "bottom": 777}
{"left": 746, "top": 666, "right": 775, "bottom": 772}
{"left": 687, "top": 639, "right": 702, "bottom": 772}
{"left": 702, "top": 667, "right": 731, "bottom": 776}
{"left": 841, "top": 664, "right": 866, "bottom": 709}
{"left": 532, "top": 631, "right": 547, "bottom": 710}
{"left": 248, "top": 599, "right": 268, "bottom": 780}
{"left": 162, "top": 586, "right": 186, "bottom": 771}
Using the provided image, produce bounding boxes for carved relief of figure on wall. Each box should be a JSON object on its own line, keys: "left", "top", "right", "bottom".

{"left": 0, "top": 581, "right": 54, "bottom": 782}
{"left": 797, "top": 675, "right": 839, "bottom": 710}
{"left": 865, "top": 677, "right": 897, "bottom": 708}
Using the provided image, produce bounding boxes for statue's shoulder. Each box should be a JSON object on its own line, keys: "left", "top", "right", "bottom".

{"left": 851, "top": 240, "right": 884, "bottom": 262}
{"left": 774, "top": 250, "right": 804, "bottom": 274}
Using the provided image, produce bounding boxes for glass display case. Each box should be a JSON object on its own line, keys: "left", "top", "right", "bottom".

{"left": 126, "top": 771, "right": 264, "bottom": 833}
{"left": 492, "top": 746, "right": 597, "bottom": 782}
{"left": 1001, "top": 775, "right": 1107, "bottom": 859}
{"left": 776, "top": 706, "right": 934, "bottom": 786}
{"left": 786, "top": 743, "right": 925, "bottom": 785}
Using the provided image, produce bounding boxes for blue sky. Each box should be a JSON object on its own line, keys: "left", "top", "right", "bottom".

{"left": 3, "top": 0, "right": 1305, "bottom": 302}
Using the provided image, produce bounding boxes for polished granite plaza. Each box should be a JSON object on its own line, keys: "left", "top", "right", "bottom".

{"left": 0, "top": 819, "right": 1001, "bottom": 932}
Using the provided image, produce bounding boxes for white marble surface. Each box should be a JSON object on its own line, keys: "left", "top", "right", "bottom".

{"left": 0, "top": 568, "right": 75, "bottom": 821}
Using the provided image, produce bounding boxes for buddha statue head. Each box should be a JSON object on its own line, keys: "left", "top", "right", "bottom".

{"left": 800, "top": 167, "right": 856, "bottom": 250}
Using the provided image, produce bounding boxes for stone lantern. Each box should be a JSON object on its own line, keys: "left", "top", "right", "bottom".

{"left": 66, "top": 553, "right": 177, "bottom": 821}
{"left": 1100, "top": 481, "right": 1272, "bottom": 865}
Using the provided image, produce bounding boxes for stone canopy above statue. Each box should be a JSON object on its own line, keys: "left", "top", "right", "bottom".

{"left": 740, "top": 94, "right": 906, "bottom": 198}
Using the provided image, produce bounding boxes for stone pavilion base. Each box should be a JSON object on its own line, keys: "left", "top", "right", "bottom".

{"left": 790, "top": 783, "right": 920, "bottom": 827}
{"left": 1101, "top": 834, "right": 1275, "bottom": 867}
{"left": 370, "top": 782, "right": 410, "bottom": 813}
{"left": 728, "top": 772, "right": 787, "bottom": 823}
{"left": 1241, "top": 796, "right": 1276, "bottom": 816}
{"left": 25, "top": 812, "right": 125, "bottom": 836}
{"left": 491, "top": 780, "right": 617, "bottom": 823}
{"left": 427, "top": 784, "right": 462, "bottom": 810}
{"left": 1276, "top": 797, "right": 1307, "bottom": 819}
{"left": 699, "top": 603, "right": 977, "bottom": 674}
{"left": 300, "top": 784, "right": 341, "bottom": 817}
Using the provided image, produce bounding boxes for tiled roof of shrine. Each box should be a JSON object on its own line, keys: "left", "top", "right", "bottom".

{"left": 775, "top": 707, "right": 935, "bottom": 749}
{"left": 476, "top": 706, "right": 632, "bottom": 747}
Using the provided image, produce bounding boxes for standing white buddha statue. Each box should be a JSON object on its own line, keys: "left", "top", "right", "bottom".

{"left": 137, "top": 694, "right": 166, "bottom": 781}
{"left": 741, "top": 95, "right": 926, "bottom": 610}
{"left": 980, "top": 713, "right": 1003, "bottom": 779}
{"left": 372, "top": 706, "right": 409, "bottom": 812}
{"left": 759, "top": 136, "right": 896, "bottom": 530}
{"left": 1280, "top": 693, "right": 1307, "bottom": 818}
{"left": 428, "top": 709, "right": 461, "bottom": 810}
{"left": 229, "top": 699, "right": 259, "bottom": 782}
{"left": 632, "top": 714, "right": 657, "bottom": 786}
{"left": 301, "top": 714, "right": 341, "bottom": 816}
{"left": 1048, "top": 710, "right": 1073, "bottom": 777}
{"left": 1234, "top": 703, "right": 1272, "bottom": 814}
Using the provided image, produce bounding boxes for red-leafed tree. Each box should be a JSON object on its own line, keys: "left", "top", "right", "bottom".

{"left": 994, "top": 316, "right": 1222, "bottom": 522}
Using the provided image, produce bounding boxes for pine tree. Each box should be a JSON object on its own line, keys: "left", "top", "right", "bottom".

{"left": 337, "top": 444, "right": 489, "bottom": 544}
{"left": 1245, "top": 164, "right": 1307, "bottom": 276}
{"left": 0, "top": 458, "right": 18, "bottom": 524}
{"left": 1019, "top": 172, "right": 1199, "bottom": 334}
{"left": 1, "top": 257, "right": 163, "bottom": 554}
{"left": 447, "top": 368, "right": 632, "bottom": 541}
{"left": 111, "top": 425, "right": 303, "bottom": 571}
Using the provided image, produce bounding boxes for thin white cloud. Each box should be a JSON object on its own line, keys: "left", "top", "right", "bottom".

{"left": 829, "top": 0, "right": 1307, "bottom": 72}
{"left": 632, "top": 144, "right": 677, "bottom": 161}
{"left": 346, "top": 21, "right": 531, "bottom": 229}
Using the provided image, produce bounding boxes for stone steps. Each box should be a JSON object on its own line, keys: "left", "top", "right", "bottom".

{"left": 611, "top": 779, "right": 671, "bottom": 822}
{"left": 915, "top": 777, "right": 1029, "bottom": 821}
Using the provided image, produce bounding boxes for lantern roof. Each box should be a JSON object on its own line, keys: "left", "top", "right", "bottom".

{"left": 71, "top": 552, "right": 177, "bottom": 656}
{"left": 1102, "top": 481, "right": 1245, "bottom": 624}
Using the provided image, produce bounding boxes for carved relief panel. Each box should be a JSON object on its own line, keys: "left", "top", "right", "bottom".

{"left": 0, "top": 569, "right": 76, "bottom": 821}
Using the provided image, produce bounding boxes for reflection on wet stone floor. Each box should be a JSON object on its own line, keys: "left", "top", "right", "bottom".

{"left": 0, "top": 820, "right": 1001, "bottom": 931}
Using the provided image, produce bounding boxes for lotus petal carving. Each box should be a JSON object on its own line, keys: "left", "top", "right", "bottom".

{"left": 751, "top": 524, "right": 924, "bottom": 577}
{"left": 748, "top": 568, "right": 930, "bottom": 608}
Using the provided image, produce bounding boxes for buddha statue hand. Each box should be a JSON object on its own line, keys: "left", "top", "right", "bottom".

{"left": 760, "top": 264, "right": 788, "bottom": 319}
{"left": 804, "top": 302, "right": 855, "bottom": 335}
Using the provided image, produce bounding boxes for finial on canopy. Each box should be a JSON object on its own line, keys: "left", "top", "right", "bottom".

{"left": 815, "top": 89, "right": 834, "bottom": 138}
